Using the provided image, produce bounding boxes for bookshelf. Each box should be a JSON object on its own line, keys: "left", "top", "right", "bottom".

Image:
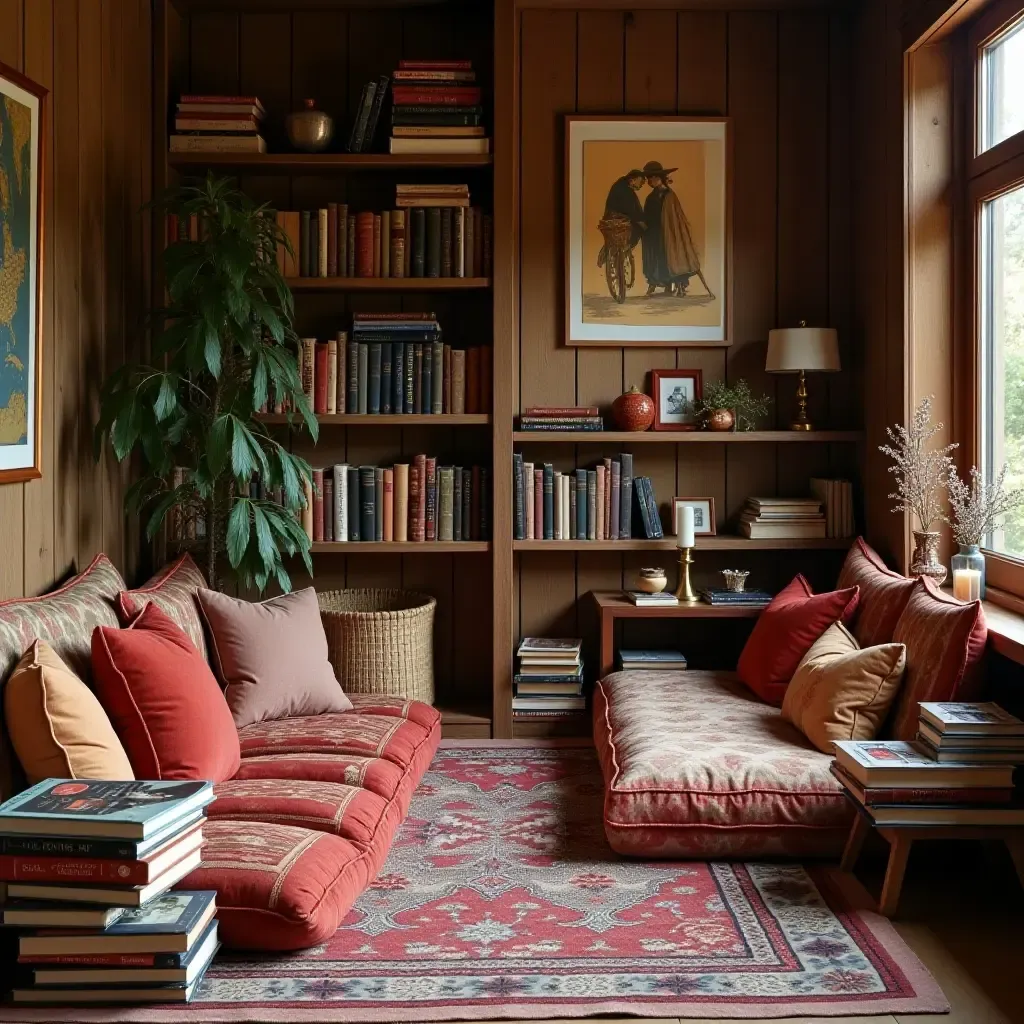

{"left": 511, "top": 537, "right": 853, "bottom": 552}
{"left": 285, "top": 277, "right": 491, "bottom": 292}
{"left": 512, "top": 430, "right": 865, "bottom": 444}
{"left": 260, "top": 413, "right": 491, "bottom": 427}
{"left": 168, "top": 153, "right": 494, "bottom": 171}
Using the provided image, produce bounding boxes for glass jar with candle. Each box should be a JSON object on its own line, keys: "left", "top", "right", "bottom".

{"left": 951, "top": 544, "right": 985, "bottom": 602}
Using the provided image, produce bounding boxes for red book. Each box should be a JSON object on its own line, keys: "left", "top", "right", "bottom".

{"left": 425, "top": 457, "right": 437, "bottom": 541}
{"left": 830, "top": 765, "right": 1013, "bottom": 806}
{"left": 179, "top": 94, "right": 264, "bottom": 105}
{"left": 399, "top": 60, "right": 473, "bottom": 70}
{"left": 355, "top": 212, "right": 375, "bottom": 278}
{"left": 391, "top": 86, "right": 482, "bottom": 106}
{"left": 471, "top": 465, "right": 482, "bottom": 541}
{"left": 465, "top": 347, "right": 480, "bottom": 415}
{"left": 410, "top": 455, "right": 426, "bottom": 542}
{"left": 323, "top": 475, "right": 334, "bottom": 543}
{"left": 312, "top": 469, "right": 325, "bottom": 542}
{"left": 478, "top": 345, "right": 492, "bottom": 414}
{"left": 525, "top": 406, "right": 600, "bottom": 416}
{"left": 21, "top": 953, "right": 176, "bottom": 967}
{"left": 313, "top": 343, "right": 329, "bottom": 414}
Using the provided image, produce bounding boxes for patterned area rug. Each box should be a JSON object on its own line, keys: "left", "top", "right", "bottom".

{"left": 0, "top": 741, "right": 946, "bottom": 1022}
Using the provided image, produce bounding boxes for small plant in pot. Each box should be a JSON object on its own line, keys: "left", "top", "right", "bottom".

{"left": 694, "top": 379, "right": 772, "bottom": 432}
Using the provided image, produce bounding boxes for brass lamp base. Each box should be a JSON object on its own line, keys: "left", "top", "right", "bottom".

{"left": 673, "top": 547, "right": 700, "bottom": 604}
{"left": 790, "top": 368, "right": 814, "bottom": 431}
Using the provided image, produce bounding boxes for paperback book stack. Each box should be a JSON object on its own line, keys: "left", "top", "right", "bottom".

{"left": 514, "top": 639, "right": 585, "bottom": 719}
{"left": 170, "top": 94, "right": 266, "bottom": 153}
{"left": 737, "top": 497, "right": 826, "bottom": 540}
{"left": 701, "top": 587, "right": 773, "bottom": 608}
{"left": 292, "top": 457, "right": 490, "bottom": 544}
{"left": 517, "top": 406, "right": 603, "bottom": 432}
{"left": 274, "top": 195, "right": 491, "bottom": 280}
{"left": 624, "top": 590, "right": 678, "bottom": 607}
{"left": 617, "top": 649, "right": 687, "bottom": 671}
{"left": 286, "top": 318, "right": 492, "bottom": 417}
{"left": 389, "top": 60, "right": 489, "bottom": 155}
{"left": 916, "top": 702, "right": 1024, "bottom": 764}
{"left": 0, "top": 779, "right": 218, "bottom": 1005}
{"left": 512, "top": 455, "right": 662, "bottom": 542}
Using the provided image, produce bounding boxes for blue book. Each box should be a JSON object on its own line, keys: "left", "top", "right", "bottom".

{"left": 0, "top": 781, "right": 213, "bottom": 840}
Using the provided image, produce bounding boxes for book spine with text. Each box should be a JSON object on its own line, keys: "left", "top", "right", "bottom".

{"left": 326, "top": 338, "right": 338, "bottom": 414}
{"left": 595, "top": 465, "right": 606, "bottom": 541}
{"left": 335, "top": 332, "right": 347, "bottom": 414}
{"left": 425, "top": 458, "right": 437, "bottom": 540}
{"left": 453, "top": 466, "right": 464, "bottom": 540}
{"left": 355, "top": 212, "right": 375, "bottom": 277}
{"left": 368, "top": 343, "right": 382, "bottom": 414}
{"left": 347, "top": 467, "right": 360, "bottom": 541}
{"left": 383, "top": 469, "right": 394, "bottom": 542}
{"left": 463, "top": 468, "right": 473, "bottom": 540}
{"left": 323, "top": 474, "right": 334, "bottom": 542}
{"left": 357, "top": 344, "right": 369, "bottom": 414}
{"left": 380, "top": 342, "right": 393, "bottom": 415}
{"left": 333, "top": 465, "right": 348, "bottom": 542}
{"left": 619, "top": 453, "right": 633, "bottom": 539}
{"left": 359, "top": 466, "right": 376, "bottom": 542}
{"left": 513, "top": 454, "right": 524, "bottom": 541}
{"left": 587, "top": 471, "right": 597, "bottom": 540}
{"left": 312, "top": 469, "right": 325, "bottom": 542}
{"left": 374, "top": 468, "right": 385, "bottom": 541}
{"left": 327, "top": 202, "right": 338, "bottom": 277}
{"left": 411, "top": 454, "right": 427, "bottom": 542}
{"left": 543, "top": 464, "right": 554, "bottom": 541}
{"left": 431, "top": 341, "right": 444, "bottom": 414}
{"left": 394, "top": 464, "right": 409, "bottom": 542}
{"left": 318, "top": 208, "right": 328, "bottom": 277}
{"left": 314, "top": 342, "right": 329, "bottom": 414}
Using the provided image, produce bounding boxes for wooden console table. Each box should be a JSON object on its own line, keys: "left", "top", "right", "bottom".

{"left": 591, "top": 590, "right": 763, "bottom": 678}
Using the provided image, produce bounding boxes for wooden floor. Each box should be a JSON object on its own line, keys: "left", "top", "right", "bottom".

{"left": 457, "top": 839, "right": 1024, "bottom": 1024}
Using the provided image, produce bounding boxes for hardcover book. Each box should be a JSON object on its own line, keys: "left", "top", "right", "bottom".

{"left": 919, "top": 702, "right": 1024, "bottom": 735}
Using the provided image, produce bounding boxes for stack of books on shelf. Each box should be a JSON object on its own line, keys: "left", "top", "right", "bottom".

{"left": 273, "top": 191, "right": 492, "bottom": 280}
{"left": 517, "top": 406, "right": 603, "bottom": 432}
{"left": 286, "top": 457, "right": 490, "bottom": 545}
{"left": 810, "top": 478, "right": 856, "bottom": 538}
{"left": 514, "top": 639, "right": 585, "bottom": 718}
{"left": 0, "top": 780, "right": 217, "bottom": 1005}
{"left": 701, "top": 587, "right": 773, "bottom": 608}
{"left": 284, "top": 316, "right": 492, "bottom": 416}
{"left": 389, "top": 61, "right": 489, "bottom": 155}
{"left": 347, "top": 75, "right": 390, "bottom": 153}
{"left": 512, "top": 455, "right": 663, "bottom": 542}
{"left": 737, "top": 497, "right": 826, "bottom": 540}
{"left": 624, "top": 591, "right": 678, "bottom": 607}
{"left": 169, "top": 94, "right": 266, "bottom": 154}
{"left": 832, "top": 703, "right": 1024, "bottom": 827}
{"left": 617, "top": 649, "right": 687, "bottom": 671}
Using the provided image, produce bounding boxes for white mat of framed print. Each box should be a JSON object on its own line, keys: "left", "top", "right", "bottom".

{"left": 565, "top": 116, "right": 730, "bottom": 346}
{"left": 0, "top": 62, "right": 45, "bottom": 484}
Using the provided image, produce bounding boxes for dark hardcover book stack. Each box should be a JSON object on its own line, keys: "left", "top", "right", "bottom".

{"left": 389, "top": 60, "right": 490, "bottom": 155}
{"left": 513, "top": 638, "right": 584, "bottom": 718}
{"left": 512, "top": 453, "right": 638, "bottom": 541}
{"left": 347, "top": 75, "right": 391, "bottom": 153}
{"left": 701, "top": 588, "right": 773, "bottom": 608}
{"left": 518, "top": 406, "right": 603, "bottom": 432}
{"left": 170, "top": 94, "right": 266, "bottom": 154}
{"left": 0, "top": 780, "right": 218, "bottom": 1005}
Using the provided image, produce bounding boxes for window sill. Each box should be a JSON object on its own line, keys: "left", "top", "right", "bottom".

{"left": 981, "top": 598, "right": 1024, "bottom": 667}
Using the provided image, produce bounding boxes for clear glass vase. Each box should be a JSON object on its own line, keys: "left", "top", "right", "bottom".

{"left": 951, "top": 544, "right": 985, "bottom": 601}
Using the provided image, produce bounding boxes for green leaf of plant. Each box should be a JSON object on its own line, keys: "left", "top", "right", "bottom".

{"left": 226, "top": 499, "right": 251, "bottom": 567}
{"left": 204, "top": 323, "right": 222, "bottom": 377}
{"left": 154, "top": 375, "right": 178, "bottom": 422}
{"left": 252, "top": 503, "right": 277, "bottom": 567}
{"left": 207, "top": 415, "right": 231, "bottom": 476}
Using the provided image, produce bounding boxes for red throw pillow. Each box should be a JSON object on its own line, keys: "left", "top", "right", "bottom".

{"left": 737, "top": 575, "right": 860, "bottom": 705}
{"left": 837, "top": 537, "right": 917, "bottom": 648}
{"left": 888, "top": 576, "right": 988, "bottom": 740}
{"left": 91, "top": 603, "right": 240, "bottom": 782}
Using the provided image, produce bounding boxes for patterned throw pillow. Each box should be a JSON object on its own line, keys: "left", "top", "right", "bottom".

{"left": 782, "top": 621, "right": 906, "bottom": 754}
{"left": 117, "top": 554, "right": 209, "bottom": 659}
{"left": 837, "top": 537, "right": 917, "bottom": 648}
{"left": 888, "top": 577, "right": 987, "bottom": 741}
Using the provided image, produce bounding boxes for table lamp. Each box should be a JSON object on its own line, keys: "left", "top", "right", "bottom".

{"left": 765, "top": 322, "right": 840, "bottom": 431}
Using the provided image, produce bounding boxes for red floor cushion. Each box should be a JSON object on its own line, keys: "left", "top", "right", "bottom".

{"left": 210, "top": 778, "right": 393, "bottom": 849}
{"left": 837, "top": 537, "right": 917, "bottom": 648}
{"left": 232, "top": 752, "right": 407, "bottom": 803}
{"left": 594, "top": 670, "right": 852, "bottom": 859}
{"left": 180, "top": 820, "right": 369, "bottom": 951}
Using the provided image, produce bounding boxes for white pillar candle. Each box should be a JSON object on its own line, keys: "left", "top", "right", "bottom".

{"left": 952, "top": 568, "right": 981, "bottom": 602}
{"left": 676, "top": 505, "right": 695, "bottom": 548}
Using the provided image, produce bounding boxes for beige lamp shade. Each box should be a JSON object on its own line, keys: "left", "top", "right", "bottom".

{"left": 765, "top": 325, "right": 840, "bottom": 373}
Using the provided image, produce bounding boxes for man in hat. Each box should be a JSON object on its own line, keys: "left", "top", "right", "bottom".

{"left": 640, "top": 160, "right": 702, "bottom": 296}
{"left": 601, "top": 168, "right": 647, "bottom": 246}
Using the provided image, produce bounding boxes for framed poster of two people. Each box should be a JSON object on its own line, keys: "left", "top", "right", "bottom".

{"left": 565, "top": 116, "right": 731, "bottom": 347}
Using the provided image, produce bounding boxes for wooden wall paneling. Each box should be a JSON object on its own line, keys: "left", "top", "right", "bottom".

{"left": 725, "top": 12, "right": 778, "bottom": 522}
{"left": 188, "top": 12, "right": 239, "bottom": 96}
{"left": 239, "top": 13, "right": 290, "bottom": 153}
{"left": 291, "top": 11, "right": 347, "bottom": 128}
{"left": 21, "top": 0, "right": 55, "bottom": 596}
{"left": 348, "top": 9, "right": 402, "bottom": 129}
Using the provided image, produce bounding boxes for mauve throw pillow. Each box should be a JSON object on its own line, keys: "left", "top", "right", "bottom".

{"left": 836, "top": 537, "right": 917, "bottom": 648}
{"left": 736, "top": 574, "right": 860, "bottom": 706}
{"left": 196, "top": 587, "right": 353, "bottom": 729}
{"left": 91, "top": 603, "right": 240, "bottom": 782}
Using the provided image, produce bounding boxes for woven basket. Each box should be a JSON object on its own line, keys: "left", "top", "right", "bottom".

{"left": 318, "top": 589, "right": 436, "bottom": 703}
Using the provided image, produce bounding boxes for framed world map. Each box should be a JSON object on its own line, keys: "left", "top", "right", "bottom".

{"left": 0, "top": 61, "right": 45, "bottom": 484}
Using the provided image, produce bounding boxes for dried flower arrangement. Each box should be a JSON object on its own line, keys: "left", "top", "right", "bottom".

{"left": 946, "top": 464, "right": 1024, "bottom": 547}
{"left": 878, "top": 396, "right": 958, "bottom": 532}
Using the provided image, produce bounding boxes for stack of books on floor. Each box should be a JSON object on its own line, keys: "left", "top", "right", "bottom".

{"left": 514, "top": 639, "right": 584, "bottom": 718}
{"left": 170, "top": 94, "right": 266, "bottom": 153}
{"left": 810, "top": 477, "right": 856, "bottom": 538}
{"left": 617, "top": 649, "right": 687, "bottom": 671}
{"left": 701, "top": 587, "right": 773, "bottom": 608}
{"left": 624, "top": 590, "right": 678, "bottom": 607}
{"left": 0, "top": 779, "right": 217, "bottom": 1005}
{"left": 916, "top": 702, "right": 1024, "bottom": 764}
{"left": 518, "top": 406, "right": 603, "bottom": 432}
{"left": 389, "top": 61, "right": 489, "bottom": 154}
{"left": 737, "top": 497, "right": 826, "bottom": 540}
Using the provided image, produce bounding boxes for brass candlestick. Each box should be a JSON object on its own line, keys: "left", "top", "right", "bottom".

{"left": 673, "top": 547, "right": 699, "bottom": 603}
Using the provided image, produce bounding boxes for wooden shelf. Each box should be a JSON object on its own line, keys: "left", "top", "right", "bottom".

{"left": 168, "top": 152, "right": 493, "bottom": 172}
{"left": 592, "top": 590, "right": 764, "bottom": 618}
{"left": 513, "top": 536, "right": 853, "bottom": 552}
{"left": 287, "top": 277, "right": 491, "bottom": 291}
{"left": 259, "top": 413, "right": 491, "bottom": 427}
{"left": 513, "top": 429, "right": 864, "bottom": 443}
{"left": 311, "top": 541, "right": 490, "bottom": 553}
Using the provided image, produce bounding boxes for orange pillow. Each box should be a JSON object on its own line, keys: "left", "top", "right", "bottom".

{"left": 837, "top": 537, "right": 917, "bottom": 648}
{"left": 91, "top": 603, "right": 240, "bottom": 782}
{"left": 737, "top": 574, "right": 860, "bottom": 705}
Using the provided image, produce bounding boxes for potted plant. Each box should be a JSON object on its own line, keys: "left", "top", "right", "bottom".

{"left": 694, "top": 379, "right": 772, "bottom": 432}
{"left": 95, "top": 174, "right": 317, "bottom": 592}
{"left": 878, "top": 396, "right": 957, "bottom": 585}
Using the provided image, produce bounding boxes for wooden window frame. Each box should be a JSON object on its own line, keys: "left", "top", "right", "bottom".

{"left": 961, "top": 0, "right": 1024, "bottom": 602}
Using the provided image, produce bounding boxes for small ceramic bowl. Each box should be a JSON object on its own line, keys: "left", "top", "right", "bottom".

{"left": 636, "top": 568, "right": 668, "bottom": 594}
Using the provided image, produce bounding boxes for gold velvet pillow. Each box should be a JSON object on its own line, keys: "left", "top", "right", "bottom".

{"left": 782, "top": 621, "right": 906, "bottom": 754}
{"left": 4, "top": 639, "right": 134, "bottom": 784}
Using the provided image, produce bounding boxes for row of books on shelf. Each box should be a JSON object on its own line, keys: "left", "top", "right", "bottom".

{"left": 513, "top": 638, "right": 585, "bottom": 716}
{"left": 0, "top": 780, "right": 217, "bottom": 1005}
{"left": 285, "top": 319, "right": 492, "bottom": 417}
{"left": 833, "top": 702, "right": 1024, "bottom": 827}
{"left": 274, "top": 192, "right": 491, "bottom": 280}
{"left": 517, "top": 406, "right": 603, "bottom": 432}
{"left": 296, "top": 459, "right": 490, "bottom": 544}
{"left": 512, "top": 455, "right": 664, "bottom": 542}
{"left": 169, "top": 94, "right": 268, "bottom": 153}
{"left": 624, "top": 589, "right": 774, "bottom": 608}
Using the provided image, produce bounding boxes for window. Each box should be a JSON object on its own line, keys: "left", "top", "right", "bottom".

{"left": 980, "top": 14, "right": 1024, "bottom": 152}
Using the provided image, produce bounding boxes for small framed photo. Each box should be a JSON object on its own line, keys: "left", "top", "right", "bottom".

{"left": 673, "top": 496, "right": 716, "bottom": 536}
{"left": 652, "top": 369, "right": 702, "bottom": 430}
